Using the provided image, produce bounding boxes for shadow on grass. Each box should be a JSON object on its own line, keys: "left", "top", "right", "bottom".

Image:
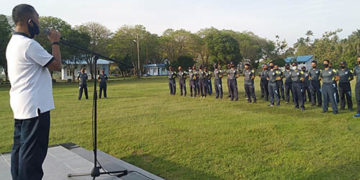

{"left": 300, "top": 161, "right": 360, "bottom": 180}
{"left": 122, "top": 153, "right": 223, "bottom": 180}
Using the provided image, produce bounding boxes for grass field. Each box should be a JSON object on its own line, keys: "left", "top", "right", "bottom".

{"left": 1, "top": 77, "right": 360, "bottom": 179}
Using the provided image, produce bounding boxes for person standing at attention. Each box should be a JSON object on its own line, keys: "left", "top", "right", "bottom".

{"left": 78, "top": 68, "right": 89, "bottom": 100}
{"left": 243, "top": 63, "right": 256, "bottom": 103}
{"left": 168, "top": 66, "right": 177, "bottom": 95}
{"left": 309, "top": 61, "right": 322, "bottom": 107}
{"left": 259, "top": 64, "right": 269, "bottom": 101}
{"left": 177, "top": 66, "right": 187, "bottom": 96}
{"left": 320, "top": 60, "right": 339, "bottom": 114}
{"left": 283, "top": 63, "right": 293, "bottom": 104}
{"left": 214, "top": 63, "right": 224, "bottom": 99}
{"left": 98, "top": 69, "right": 108, "bottom": 99}
{"left": 337, "top": 61, "right": 353, "bottom": 111}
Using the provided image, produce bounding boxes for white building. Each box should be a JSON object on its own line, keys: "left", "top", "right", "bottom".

{"left": 143, "top": 64, "right": 168, "bottom": 76}
{"left": 61, "top": 59, "right": 113, "bottom": 80}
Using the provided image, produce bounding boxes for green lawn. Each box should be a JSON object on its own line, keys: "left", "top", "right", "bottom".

{"left": 1, "top": 77, "right": 360, "bottom": 179}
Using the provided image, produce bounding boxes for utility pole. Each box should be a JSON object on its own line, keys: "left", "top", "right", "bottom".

{"left": 136, "top": 34, "right": 141, "bottom": 78}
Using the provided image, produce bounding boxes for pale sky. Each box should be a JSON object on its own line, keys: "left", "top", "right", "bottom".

{"left": 1, "top": 0, "right": 359, "bottom": 46}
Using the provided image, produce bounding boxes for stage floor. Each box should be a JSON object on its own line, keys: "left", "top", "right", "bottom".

{"left": 0, "top": 143, "right": 163, "bottom": 180}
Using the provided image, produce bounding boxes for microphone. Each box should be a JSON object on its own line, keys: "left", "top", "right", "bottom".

{"left": 43, "top": 28, "right": 64, "bottom": 41}
{"left": 43, "top": 28, "right": 51, "bottom": 36}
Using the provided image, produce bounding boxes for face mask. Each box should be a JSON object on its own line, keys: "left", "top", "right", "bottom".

{"left": 358, "top": 61, "right": 360, "bottom": 65}
{"left": 340, "top": 65, "right": 345, "bottom": 68}
{"left": 292, "top": 66, "right": 297, "bottom": 70}
{"left": 270, "top": 65, "right": 274, "bottom": 69}
{"left": 324, "top": 64, "right": 329, "bottom": 68}
{"left": 27, "top": 19, "right": 40, "bottom": 38}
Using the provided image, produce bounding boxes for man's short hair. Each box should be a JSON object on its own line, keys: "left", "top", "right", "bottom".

{"left": 323, "top": 59, "right": 330, "bottom": 63}
{"left": 12, "top": 4, "right": 36, "bottom": 25}
{"left": 311, "top": 60, "right": 317, "bottom": 64}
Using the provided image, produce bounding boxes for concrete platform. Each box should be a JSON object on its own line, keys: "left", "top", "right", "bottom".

{"left": 0, "top": 143, "right": 163, "bottom": 180}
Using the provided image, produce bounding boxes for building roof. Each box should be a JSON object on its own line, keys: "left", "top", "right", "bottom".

{"left": 63, "top": 59, "right": 114, "bottom": 65}
{"left": 143, "top": 64, "right": 166, "bottom": 68}
{"left": 285, "top": 55, "right": 314, "bottom": 63}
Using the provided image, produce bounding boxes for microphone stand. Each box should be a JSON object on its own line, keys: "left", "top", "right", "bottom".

{"left": 60, "top": 39, "right": 129, "bottom": 179}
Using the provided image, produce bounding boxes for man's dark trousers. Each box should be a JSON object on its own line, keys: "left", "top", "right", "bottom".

{"left": 169, "top": 79, "right": 176, "bottom": 95}
{"left": 292, "top": 82, "right": 304, "bottom": 109}
{"left": 214, "top": 79, "right": 223, "bottom": 99}
{"left": 229, "top": 79, "right": 238, "bottom": 100}
{"left": 179, "top": 79, "right": 187, "bottom": 96}
{"left": 285, "top": 82, "right": 293, "bottom": 103}
{"left": 99, "top": 84, "right": 107, "bottom": 98}
{"left": 11, "top": 111, "right": 50, "bottom": 180}
{"left": 79, "top": 85, "right": 88, "bottom": 100}
{"left": 310, "top": 80, "right": 322, "bottom": 106}
{"left": 268, "top": 82, "right": 279, "bottom": 105}
{"left": 339, "top": 82, "right": 352, "bottom": 110}
{"left": 322, "top": 83, "right": 338, "bottom": 113}
{"left": 260, "top": 79, "right": 269, "bottom": 101}
{"left": 190, "top": 80, "right": 197, "bottom": 97}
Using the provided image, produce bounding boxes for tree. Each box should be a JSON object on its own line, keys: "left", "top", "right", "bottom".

{"left": 108, "top": 25, "right": 160, "bottom": 77}
{"left": 160, "top": 29, "right": 196, "bottom": 64}
{"left": 312, "top": 29, "right": 343, "bottom": 68}
{"left": 205, "top": 31, "right": 241, "bottom": 65}
{"left": 0, "top": 14, "right": 12, "bottom": 81}
{"left": 223, "top": 30, "right": 274, "bottom": 68}
{"left": 340, "top": 30, "right": 360, "bottom": 68}
{"left": 172, "top": 56, "right": 196, "bottom": 69}
{"left": 196, "top": 28, "right": 220, "bottom": 65}
{"left": 294, "top": 30, "right": 314, "bottom": 56}
{"left": 62, "top": 29, "right": 91, "bottom": 81}
{"left": 77, "top": 22, "right": 112, "bottom": 78}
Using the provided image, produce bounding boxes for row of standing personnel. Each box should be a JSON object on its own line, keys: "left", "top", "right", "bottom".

{"left": 168, "top": 63, "right": 245, "bottom": 101}
{"left": 168, "top": 57, "right": 360, "bottom": 117}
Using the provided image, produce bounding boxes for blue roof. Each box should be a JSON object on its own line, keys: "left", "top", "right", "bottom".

{"left": 63, "top": 59, "right": 113, "bottom": 65}
{"left": 285, "top": 55, "right": 314, "bottom": 63}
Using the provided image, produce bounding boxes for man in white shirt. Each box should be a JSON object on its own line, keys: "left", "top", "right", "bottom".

{"left": 6, "top": 4, "right": 61, "bottom": 180}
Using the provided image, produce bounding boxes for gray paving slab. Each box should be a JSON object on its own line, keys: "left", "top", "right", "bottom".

{"left": 65, "top": 144, "right": 163, "bottom": 180}
{"left": 0, "top": 145, "right": 162, "bottom": 180}
{"left": 0, "top": 154, "right": 12, "bottom": 180}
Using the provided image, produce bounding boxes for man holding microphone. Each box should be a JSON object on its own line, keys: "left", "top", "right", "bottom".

{"left": 6, "top": 4, "right": 61, "bottom": 180}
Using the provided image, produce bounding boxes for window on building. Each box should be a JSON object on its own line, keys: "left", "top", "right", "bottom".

{"left": 66, "top": 68, "right": 73, "bottom": 76}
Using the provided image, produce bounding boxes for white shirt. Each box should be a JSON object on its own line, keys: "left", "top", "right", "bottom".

{"left": 6, "top": 33, "right": 55, "bottom": 119}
